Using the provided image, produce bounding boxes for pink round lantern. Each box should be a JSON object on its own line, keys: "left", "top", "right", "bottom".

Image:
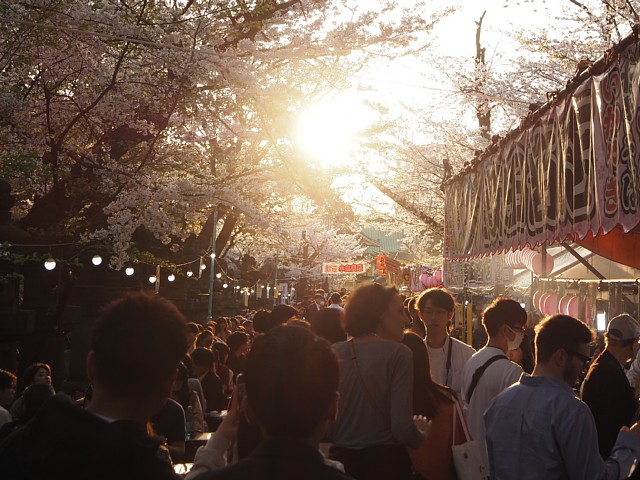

{"left": 558, "top": 295, "right": 572, "bottom": 315}
{"left": 531, "top": 252, "right": 555, "bottom": 276}
{"left": 544, "top": 293, "right": 559, "bottom": 315}
{"left": 434, "top": 269, "right": 443, "bottom": 283}
{"left": 538, "top": 293, "right": 551, "bottom": 314}
{"left": 419, "top": 273, "right": 429, "bottom": 287}
{"left": 566, "top": 295, "right": 580, "bottom": 318}
{"left": 532, "top": 291, "right": 543, "bottom": 313}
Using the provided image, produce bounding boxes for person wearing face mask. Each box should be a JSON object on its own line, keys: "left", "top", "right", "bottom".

{"left": 461, "top": 298, "right": 526, "bottom": 473}
{"left": 581, "top": 314, "right": 640, "bottom": 467}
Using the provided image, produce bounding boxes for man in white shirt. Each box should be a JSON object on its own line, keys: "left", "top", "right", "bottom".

{"left": 415, "top": 288, "right": 475, "bottom": 398}
{"left": 328, "top": 292, "right": 344, "bottom": 312}
{"left": 461, "top": 298, "right": 526, "bottom": 472}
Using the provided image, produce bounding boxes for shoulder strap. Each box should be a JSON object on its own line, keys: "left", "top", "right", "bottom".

{"left": 466, "top": 354, "right": 508, "bottom": 402}
{"left": 348, "top": 339, "right": 390, "bottom": 427}
{"left": 445, "top": 337, "right": 453, "bottom": 387}
{"left": 452, "top": 397, "right": 472, "bottom": 443}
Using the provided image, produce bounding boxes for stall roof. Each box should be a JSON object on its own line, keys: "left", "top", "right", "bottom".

{"left": 444, "top": 26, "right": 640, "bottom": 268}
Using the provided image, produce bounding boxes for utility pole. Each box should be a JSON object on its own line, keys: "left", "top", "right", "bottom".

{"left": 207, "top": 207, "right": 218, "bottom": 322}
{"left": 273, "top": 256, "right": 278, "bottom": 307}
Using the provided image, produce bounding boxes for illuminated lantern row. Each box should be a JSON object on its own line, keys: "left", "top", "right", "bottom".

{"left": 532, "top": 291, "right": 580, "bottom": 318}
{"left": 505, "top": 248, "right": 554, "bottom": 276}
{"left": 418, "top": 269, "right": 443, "bottom": 289}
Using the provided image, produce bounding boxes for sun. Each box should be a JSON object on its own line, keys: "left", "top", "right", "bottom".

{"left": 295, "top": 94, "right": 372, "bottom": 168}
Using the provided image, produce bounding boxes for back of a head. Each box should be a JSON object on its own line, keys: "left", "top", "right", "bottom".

{"left": 21, "top": 383, "right": 55, "bottom": 422}
{"left": 186, "top": 322, "right": 200, "bottom": 335}
{"left": 534, "top": 314, "right": 594, "bottom": 364}
{"left": 329, "top": 292, "right": 341, "bottom": 305}
{"left": 270, "top": 304, "right": 298, "bottom": 328}
{"left": 0, "top": 369, "right": 16, "bottom": 391}
{"left": 482, "top": 298, "right": 527, "bottom": 336}
{"left": 192, "top": 347, "right": 216, "bottom": 367}
{"left": 310, "top": 308, "right": 347, "bottom": 344}
{"left": 91, "top": 291, "right": 188, "bottom": 398}
{"left": 227, "top": 331, "right": 249, "bottom": 353}
{"left": 252, "top": 310, "right": 272, "bottom": 334}
{"left": 345, "top": 283, "right": 398, "bottom": 337}
{"left": 244, "top": 326, "right": 338, "bottom": 439}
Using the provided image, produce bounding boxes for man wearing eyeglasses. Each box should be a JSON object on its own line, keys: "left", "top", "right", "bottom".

{"left": 485, "top": 314, "right": 640, "bottom": 480}
{"left": 582, "top": 314, "right": 640, "bottom": 468}
{"left": 461, "top": 298, "right": 527, "bottom": 473}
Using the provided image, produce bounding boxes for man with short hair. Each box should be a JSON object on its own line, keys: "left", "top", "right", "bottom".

{"left": 582, "top": 313, "right": 640, "bottom": 461}
{"left": 305, "top": 293, "right": 326, "bottom": 322}
{"left": 416, "top": 288, "right": 474, "bottom": 398}
{"left": 461, "top": 298, "right": 526, "bottom": 471}
{"left": 328, "top": 292, "right": 344, "bottom": 312}
{"left": 197, "top": 325, "right": 353, "bottom": 480}
{"left": 0, "top": 290, "right": 188, "bottom": 479}
{"left": 485, "top": 314, "right": 640, "bottom": 479}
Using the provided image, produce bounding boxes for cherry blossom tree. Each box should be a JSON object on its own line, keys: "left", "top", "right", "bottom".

{"left": 0, "top": 0, "right": 448, "bottom": 272}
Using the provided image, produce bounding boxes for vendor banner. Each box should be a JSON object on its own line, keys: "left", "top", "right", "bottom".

{"left": 445, "top": 39, "right": 640, "bottom": 260}
{"left": 322, "top": 262, "right": 366, "bottom": 274}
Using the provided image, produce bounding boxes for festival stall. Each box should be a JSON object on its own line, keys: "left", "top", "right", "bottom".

{"left": 443, "top": 26, "right": 640, "bottom": 334}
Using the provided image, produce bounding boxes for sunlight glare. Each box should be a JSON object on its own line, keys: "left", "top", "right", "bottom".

{"left": 296, "top": 95, "right": 372, "bottom": 168}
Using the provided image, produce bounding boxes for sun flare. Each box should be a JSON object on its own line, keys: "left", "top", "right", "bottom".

{"left": 296, "top": 95, "right": 372, "bottom": 168}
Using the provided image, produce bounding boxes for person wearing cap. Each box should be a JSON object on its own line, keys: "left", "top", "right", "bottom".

{"left": 582, "top": 313, "right": 640, "bottom": 462}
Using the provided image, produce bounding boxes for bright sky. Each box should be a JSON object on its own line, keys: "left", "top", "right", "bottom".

{"left": 296, "top": 0, "right": 566, "bottom": 163}
{"left": 294, "top": 0, "right": 572, "bottom": 211}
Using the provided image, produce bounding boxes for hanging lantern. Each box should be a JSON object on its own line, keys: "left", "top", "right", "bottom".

{"left": 91, "top": 255, "right": 103, "bottom": 266}
{"left": 167, "top": 274, "right": 175, "bottom": 282}
{"left": 125, "top": 267, "right": 135, "bottom": 276}
{"left": 149, "top": 275, "right": 157, "bottom": 283}
{"left": 44, "top": 258, "right": 57, "bottom": 271}
{"left": 186, "top": 270, "right": 193, "bottom": 277}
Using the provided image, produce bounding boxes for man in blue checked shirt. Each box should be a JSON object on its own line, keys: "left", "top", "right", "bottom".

{"left": 485, "top": 314, "right": 640, "bottom": 480}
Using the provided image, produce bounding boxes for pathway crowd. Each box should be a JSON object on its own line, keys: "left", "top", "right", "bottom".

{"left": 1, "top": 284, "right": 640, "bottom": 479}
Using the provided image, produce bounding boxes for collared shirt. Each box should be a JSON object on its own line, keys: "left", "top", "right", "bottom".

{"left": 427, "top": 335, "right": 475, "bottom": 398}
{"left": 485, "top": 375, "right": 640, "bottom": 480}
{"left": 461, "top": 346, "right": 523, "bottom": 469}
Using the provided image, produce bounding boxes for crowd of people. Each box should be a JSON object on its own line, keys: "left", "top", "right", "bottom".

{"left": 1, "top": 285, "right": 640, "bottom": 479}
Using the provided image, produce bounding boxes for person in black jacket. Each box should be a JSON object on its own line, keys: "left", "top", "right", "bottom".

{"left": 582, "top": 313, "right": 640, "bottom": 460}
{"left": 0, "top": 291, "right": 188, "bottom": 480}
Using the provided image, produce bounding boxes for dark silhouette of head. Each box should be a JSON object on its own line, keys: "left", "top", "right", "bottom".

{"left": 244, "top": 326, "right": 338, "bottom": 440}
